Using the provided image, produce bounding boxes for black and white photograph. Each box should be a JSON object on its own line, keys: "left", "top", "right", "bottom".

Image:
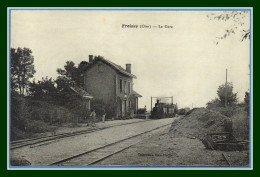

{"left": 7, "top": 8, "right": 253, "bottom": 169}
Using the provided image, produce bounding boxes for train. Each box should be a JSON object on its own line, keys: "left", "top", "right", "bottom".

{"left": 150, "top": 100, "right": 178, "bottom": 119}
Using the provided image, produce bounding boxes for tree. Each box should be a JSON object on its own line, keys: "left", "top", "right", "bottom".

{"left": 56, "top": 61, "right": 88, "bottom": 88}
{"left": 244, "top": 91, "right": 249, "bottom": 104}
{"left": 217, "top": 82, "right": 238, "bottom": 106}
{"left": 11, "top": 47, "right": 36, "bottom": 95}
{"left": 207, "top": 11, "right": 250, "bottom": 44}
{"left": 244, "top": 91, "right": 249, "bottom": 114}
{"left": 29, "top": 77, "right": 57, "bottom": 99}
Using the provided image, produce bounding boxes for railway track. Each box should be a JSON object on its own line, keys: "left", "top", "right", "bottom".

{"left": 49, "top": 122, "right": 173, "bottom": 166}
{"left": 10, "top": 119, "right": 152, "bottom": 150}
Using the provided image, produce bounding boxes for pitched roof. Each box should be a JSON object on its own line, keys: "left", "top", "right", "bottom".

{"left": 88, "top": 57, "right": 137, "bottom": 79}
{"left": 70, "top": 86, "right": 93, "bottom": 99}
{"left": 133, "top": 90, "right": 142, "bottom": 97}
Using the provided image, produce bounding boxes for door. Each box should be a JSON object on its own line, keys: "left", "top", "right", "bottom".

{"left": 121, "top": 100, "right": 125, "bottom": 117}
{"left": 124, "top": 100, "right": 127, "bottom": 117}
{"left": 122, "top": 100, "right": 127, "bottom": 117}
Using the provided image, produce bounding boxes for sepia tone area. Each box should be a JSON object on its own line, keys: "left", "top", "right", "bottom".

{"left": 9, "top": 9, "right": 251, "bottom": 168}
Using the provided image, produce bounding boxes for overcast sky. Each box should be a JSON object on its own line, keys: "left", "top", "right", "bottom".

{"left": 10, "top": 10, "right": 250, "bottom": 109}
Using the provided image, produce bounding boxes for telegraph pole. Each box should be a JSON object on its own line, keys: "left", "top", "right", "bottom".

{"left": 151, "top": 96, "right": 153, "bottom": 112}
{"left": 225, "top": 69, "right": 228, "bottom": 107}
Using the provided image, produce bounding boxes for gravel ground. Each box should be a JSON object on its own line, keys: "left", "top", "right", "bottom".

{"left": 10, "top": 118, "right": 175, "bottom": 166}
{"left": 95, "top": 127, "right": 249, "bottom": 167}
{"left": 32, "top": 119, "right": 147, "bottom": 138}
{"left": 10, "top": 114, "right": 249, "bottom": 167}
{"left": 94, "top": 111, "right": 249, "bottom": 167}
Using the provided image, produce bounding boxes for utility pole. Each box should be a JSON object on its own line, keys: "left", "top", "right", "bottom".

{"left": 225, "top": 68, "right": 228, "bottom": 107}
{"left": 151, "top": 96, "right": 153, "bottom": 112}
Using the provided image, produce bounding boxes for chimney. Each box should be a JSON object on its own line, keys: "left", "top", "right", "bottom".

{"left": 89, "top": 55, "right": 93, "bottom": 63}
{"left": 126, "top": 64, "right": 131, "bottom": 73}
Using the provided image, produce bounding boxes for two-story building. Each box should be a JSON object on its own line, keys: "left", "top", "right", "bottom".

{"left": 84, "top": 55, "right": 142, "bottom": 118}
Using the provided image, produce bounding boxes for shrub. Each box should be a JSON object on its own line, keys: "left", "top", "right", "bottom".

{"left": 244, "top": 91, "right": 250, "bottom": 114}
{"left": 105, "top": 104, "right": 118, "bottom": 119}
{"left": 217, "top": 82, "right": 238, "bottom": 106}
{"left": 24, "top": 119, "right": 56, "bottom": 133}
{"left": 206, "top": 98, "right": 222, "bottom": 108}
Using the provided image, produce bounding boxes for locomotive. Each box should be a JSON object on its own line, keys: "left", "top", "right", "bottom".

{"left": 150, "top": 100, "right": 178, "bottom": 119}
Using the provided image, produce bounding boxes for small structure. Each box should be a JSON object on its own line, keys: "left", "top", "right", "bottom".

{"left": 69, "top": 86, "right": 93, "bottom": 110}
{"left": 59, "top": 86, "right": 93, "bottom": 111}
{"left": 84, "top": 55, "right": 142, "bottom": 119}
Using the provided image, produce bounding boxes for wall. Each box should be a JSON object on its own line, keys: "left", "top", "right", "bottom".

{"left": 84, "top": 61, "right": 117, "bottom": 105}
{"left": 115, "top": 73, "right": 135, "bottom": 117}
{"left": 116, "top": 72, "right": 133, "bottom": 97}
{"left": 84, "top": 61, "right": 136, "bottom": 118}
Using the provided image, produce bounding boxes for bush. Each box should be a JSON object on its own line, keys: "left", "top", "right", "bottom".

{"left": 11, "top": 126, "right": 32, "bottom": 141}
{"left": 244, "top": 91, "right": 250, "bottom": 114}
{"left": 24, "top": 119, "right": 57, "bottom": 133}
{"left": 11, "top": 94, "right": 30, "bottom": 131}
{"left": 206, "top": 98, "right": 222, "bottom": 108}
{"left": 207, "top": 105, "right": 237, "bottom": 118}
{"left": 217, "top": 82, "right": 238, "bottom": 106}
{"left": 91, "top": 99, "right": 117, "bottom": 120}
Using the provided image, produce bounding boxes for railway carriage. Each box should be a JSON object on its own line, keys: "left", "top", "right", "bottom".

{"left": 150, "top": 100, "right": 177, "bottom": 119}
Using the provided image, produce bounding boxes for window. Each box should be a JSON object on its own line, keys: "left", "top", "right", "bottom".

{"left": 128, "top": 82, "right": 131, "bottom": 94}
{"left": 119, "top": 79, "right": 123, "bottom": 93}
{"left": 124, "top": 81, "right": 127, "bottom": 93}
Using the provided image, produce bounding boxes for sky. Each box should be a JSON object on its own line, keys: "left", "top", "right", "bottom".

{"left": 10, "top": 10, "right": 251, "bottom": 110}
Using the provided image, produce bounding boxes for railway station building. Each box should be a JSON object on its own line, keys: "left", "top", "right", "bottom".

{"left": 83, "top": 55, "right": 142, "bottom": 118}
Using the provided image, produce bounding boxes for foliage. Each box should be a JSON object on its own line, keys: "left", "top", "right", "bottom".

{"left": 29, "top": 77, "right": 58, "bottom": 100}
{"left": 11, "top": 93, "right": 29, "bottom": 131}
{"left": 231, "top": 106, "right": 249, "bottom": 141}
{"left": 207, "top": 105, "right": 237, "bottom": 118}
{"left": 244, "top": 91, "right": 249, "bottom": 104}
{"left": 56, "top": 61, "right": 88, "bottom": 88}
{"left": 11, "top": 47, "right": 36, "bottom": 95}
{"left": 217, "top": 82, "right": 238, "bottom": 106}
{"left": 244, "top": 91, "right": 250, "bottom": 114}
{"left": 206, "top": 98, "right": 222, "bottom": 108}
{"left": 207, "top": 11, "right": 250, "bottom": 44}
{"left": 91, "top": 99, "right": 117, "bottom": 119}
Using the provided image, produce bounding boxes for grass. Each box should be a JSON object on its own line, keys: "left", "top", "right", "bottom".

{"left": 207, "top": 105, "right": 249, "bottom": 141}
{"left": 10, "top": 96, "right": 85, "bottom": 141}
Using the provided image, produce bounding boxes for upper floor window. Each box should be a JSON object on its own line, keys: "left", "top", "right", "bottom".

{"left": 119, "top": 79, "right": 123, "bottom": 93}
{"left": 124, "top": 81, "right": 127, "bottom": 93}
{"left": 128, "top": 82, "right": 131, "bottom": 94}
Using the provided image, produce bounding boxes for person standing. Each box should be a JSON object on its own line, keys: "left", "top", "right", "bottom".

{"left": 89, "top": 109, "right": 96, "bottom": 127}
{"left": 101, "top": 108, "right": 106, "bottom": 123}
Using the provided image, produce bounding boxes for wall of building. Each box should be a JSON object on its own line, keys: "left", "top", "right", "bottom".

{"left": 116, "top": 73, "right": 133, "bottom": 98}
{"left": 115, "top": 73, "right": 135, "bottom": 117}
{"left": 84, "top": 61, "right": 137, "bottom": 118}
{"left": 84, "top": 61, "right": 117, "bottom": 105}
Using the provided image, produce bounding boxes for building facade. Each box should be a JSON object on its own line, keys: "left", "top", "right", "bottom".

{"left": 84, "top": 55, "right": 142, "bottom": 118}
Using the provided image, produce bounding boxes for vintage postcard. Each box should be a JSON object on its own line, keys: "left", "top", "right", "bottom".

{"left": 7, "top": 7, "right": 253, "bottom": 170}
